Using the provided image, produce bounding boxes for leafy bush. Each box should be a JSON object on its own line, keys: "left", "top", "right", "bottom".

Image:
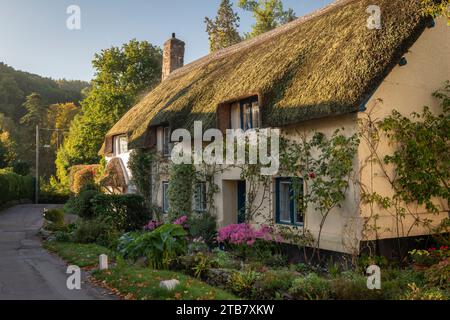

{"left": 330, "top": 271, "right": 381, "bottom": 300}
{"left": 252, "top": 270, "right": 296, "bottom": 299}
{"left": 118, "top": 224, "right": 188, "bottom": 269}
{"left": 69, "top": 165, "right": 101, "bottom": 194}
{"left": 73, "top": 217, "right": 121, "bottom": 248}
{"left": 425, "top": 258, "right": 450, "bottom": 290}
{"left": 12, "top": 160, "right": 30, "bottom": 176}
{"left": 228, "top": 270, "right": 260, "bottom": 297}
{"left": 189, "top": 213, "right": 217, "bottom": 245}
{"left": 289, "top": 273, "right": 332, "bottom": 300}
{"left": 212, "top": 249, "right": 241, "bottom": 269}
{"left": 401, "top": 283, "right": 449, "bottom": 300}
{"left": 381, "top": 268, "right": 426, "bottom": 299}
{"left": 64, "top": 189, "right": 100, "bottom": 218}
{"left": 167, "top": 163, "right": 195, "bottom": 220}
{"left": 0, "top": 169, "right": 34, "bottom": 206}
{"left": 91, "top": 194, "right": 151, "bottom": 232}
{"left": 43, "top": 208, "right": 65, "bottom": 231}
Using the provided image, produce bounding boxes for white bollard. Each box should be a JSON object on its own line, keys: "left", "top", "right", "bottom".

{"left": 99, "top": 254, "right": 108, "bottom": 270}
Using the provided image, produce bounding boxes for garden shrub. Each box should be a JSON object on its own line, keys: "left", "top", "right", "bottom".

{"left": 381, "top": 268, "right": 426, "bottom": 299}
{"left": 12, "top": 160, "right": 30, "bottom": 176}
{"left": 167, "top": 163, "right": 195, "bottom": 219}
{"left": 330, "top": 271, "right": 381, "bottom": 300}
{"left": 212, "top": 249, "right": 241, "bottom": 269}
{"left": 91, "top": 194, "right": 151, "bottom": 232}
{"left": 73, "top": 216, "right": 121, "bottom": 248}
{"left": 425, "top": 258, "right": 450, "bottom": 290}
{"left": 228, "top": 270, "right": 260, "bottom": 297}
{"left": 64, "top": 189, "right": 100, "bottom": 218}
{"left": 43, "top": 208, "right": 65, "bottom": 231}
{"left": 69, "top": 165, "right": 101, "bottom": 194}
{"left": 289, "top": 273, "right": 332, "bottom": 300}
{"left": 401, "top": 283, "right": 449, "bottom": 300}
{"left": 118, "top": 224, "right": 188, "bottom": 269}
{"left": 189, "top": 213, "right": 217, "bottom": 245}
{"left": 252, "top": 270, "right": 297, "bottom": 300}
{"left": 0, "top": 169, "right": 34, "bottom": 206}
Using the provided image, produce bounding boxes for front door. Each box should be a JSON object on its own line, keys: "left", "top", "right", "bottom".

{"left": 237, "top": 181, "right": 246, "bottom": 223}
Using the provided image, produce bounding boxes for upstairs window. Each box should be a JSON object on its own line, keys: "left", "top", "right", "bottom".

{"left": 240, "top": 97, "right": 260, "bottom": 130}
{"left": 194, "top": 182, "right": 207, "bottom": 212}
{"left": 114, "top": 135, "right": 128, "bottom": 155}
{"left": 163, "top": 127, "right": 171, "bottom": 157}
{"left": 275, "top": 178, "right": 304, "bottom": 226}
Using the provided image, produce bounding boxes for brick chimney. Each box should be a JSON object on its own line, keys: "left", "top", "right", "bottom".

{"left": 162, "top": 33, "right": 185, "bottom": 80}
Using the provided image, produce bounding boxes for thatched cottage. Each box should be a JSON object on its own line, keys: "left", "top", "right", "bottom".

{"left": 100, "top": 0, "right": 450, "bottom": 255}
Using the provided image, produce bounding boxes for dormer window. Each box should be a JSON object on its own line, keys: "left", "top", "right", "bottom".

{"left": 240, "top": 97, "right": 260, "bottom": 130}
{"left": 229, "top": 96, "right": 260, "bottom": 130}
{"left": 114, "top": 135, "right": 128, "bottom": 155}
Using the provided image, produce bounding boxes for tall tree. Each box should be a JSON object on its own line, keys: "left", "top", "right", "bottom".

{"left": 237, "top": 0, "right": 296, "bottom": 38}
{"left": 56, "top": 39, "right": 163, "bottom": 186}
{"left": 205, "top": 0, "right": 242, "bottom": 52}
{"left": 20, "top": 93, "right": 46, "bottom": 128}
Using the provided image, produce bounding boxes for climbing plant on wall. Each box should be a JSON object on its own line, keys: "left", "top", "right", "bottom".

{"left": 128, "top": 148, "right": 155, "bottom": 208}
{"left": 167, "top": 163, "right": 196, "bottom": 220}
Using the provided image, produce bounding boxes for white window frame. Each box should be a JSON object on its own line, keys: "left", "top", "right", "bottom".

{"left": 114, "top": 135, "right": 128, "bottom": 155}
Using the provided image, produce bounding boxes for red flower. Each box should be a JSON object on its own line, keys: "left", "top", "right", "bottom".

{"left": 428, "top": 247, "right": 437, "bottom": 252}
{"left": 308, "top": 172, "right": 316, "bottom": 179}
{"left": 440, "top": 246, "right": 448, "bottom": 251}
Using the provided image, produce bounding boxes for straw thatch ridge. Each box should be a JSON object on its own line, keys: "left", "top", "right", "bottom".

{"left": 102, "top": 0, "right": 429, "bottom": 153}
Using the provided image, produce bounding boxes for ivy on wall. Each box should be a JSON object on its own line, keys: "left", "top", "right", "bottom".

{"left": 128, "top": 148, "right": 155, "bottom": 208}
{"left": 167, "top": 163, "right": 196, "bottom": 220}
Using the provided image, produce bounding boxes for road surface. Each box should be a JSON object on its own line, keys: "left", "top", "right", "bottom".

{"left": 0, "top": 204, "right": 115, "bottom": 300}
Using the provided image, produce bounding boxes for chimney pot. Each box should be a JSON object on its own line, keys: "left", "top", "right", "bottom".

{"left": 172, "top": 33, "right": 176, "bottom": 38}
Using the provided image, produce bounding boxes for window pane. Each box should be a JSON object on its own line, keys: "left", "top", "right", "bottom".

{"left": 242, "top": 103, "right": 252, "bottom": 130}
{"left": 194, "top": 183, "right": 207, "bottom": 212}
{"left": 119, "top": 136, "right": 128, "bottom": 154}
{"left": 163, "top": 182, "right": 169, "bottom": 213}
{"left": 279, "top": 182, "right": 291, "bottom": 222}
{"left": 252, "top": 101, "right": 260, "bottom": 128}
{"left": 163, "top": 127, "right": 171, "bottom": 156}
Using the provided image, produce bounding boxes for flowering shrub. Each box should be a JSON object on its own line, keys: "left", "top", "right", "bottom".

{"left": 144, "top": 220, "right": 163, "bottom": 232}
{"left": 217, "top": 224, "right": 282, "bottom": 246}
{"left": 409, "top": 246, "right": 450, "bottom": 267}
{"left": 173, "top": 215, "right": 189, "bottom": 230}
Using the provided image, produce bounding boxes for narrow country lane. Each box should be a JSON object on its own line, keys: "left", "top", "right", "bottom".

{"left": 0, "top": 204, "right": 115, "bottom": 300}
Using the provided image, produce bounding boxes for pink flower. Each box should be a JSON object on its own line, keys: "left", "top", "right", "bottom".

{"left": 144, "top": 220, "right": 162, "bottom": 231}
{"left": 217, "top": 223, "right": 280, "bottom": 246}
{"left": 173, "top": 215, "right": 189, "bottom": 229}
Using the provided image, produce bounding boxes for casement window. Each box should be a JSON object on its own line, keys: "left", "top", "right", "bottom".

{"left": 230, "top": 97, "right": 260, "bottom": 130}
{"left": 114, "top": 135, "right": 128, "bottom": 155}
{"left": 194, "top": 182, "right": 207, "bottom": 212}
{"left": 162, "top": 181, "right": 170, "bottom": 214}
{"left": 163, "top": 127, "right": 171, "bottom": 157}
{"left": 240, "top": 97, "right": 260, "bottom": 130}
{"left": 275, "top": 178, "right": 304, "bottom": 226}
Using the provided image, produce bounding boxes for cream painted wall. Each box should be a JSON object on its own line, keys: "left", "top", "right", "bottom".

{"left": 358, "top": 18, "right": 450, "bottom": 241}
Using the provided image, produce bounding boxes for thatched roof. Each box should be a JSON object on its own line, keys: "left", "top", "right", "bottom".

{"left": 102, "top": 0, "right": 429, "bottom": 153}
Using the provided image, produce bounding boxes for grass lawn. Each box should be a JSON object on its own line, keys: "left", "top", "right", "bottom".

{"left": 44, "top": 240, "right": 238, "bottom": 300}
{"left": 43, "top": 241, "right": 114, "bottom": 268}
{"left": 92, "top": 266, "right": 238, "bottom": 300}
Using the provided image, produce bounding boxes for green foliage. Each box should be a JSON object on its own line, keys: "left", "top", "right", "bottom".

{"left": 228, "top": 270, "right": 260, "bottom": 297}
{"left": 128, "top": 149, "right": 154, "bottom": 206}
{"left": 39, "top": 176, "right": 70, "bottom": 204}
{"left": 378, "top": 83, "right": 450, "bottom": 213}
{"left": 72, "top": 216, "right": 121, "bottom": 249}
{"left": 330, "top": 272, "right": 381, "bottom": 300}
{"left": 167, "top": 163, "right": 195, "bottom": 219}
{"left": 212, "top": 248, "right": 241, "bottom": 269}
{"left": 401, "top": 283, "right": 449, "bottom": 300}
{"left": 188, "top": 213, "right": 217, "bottom": 245}
{"left": 0, "top": 169, "right": 34, "bottom": 206}
{"left": 252, "top": 269, "right": 296, "bottom": 299}
{"left": 425, "top": 258, "right": 450, "bottom": 290}
{"left": 192, "top": 252, "right": 215, "bottom": 279}
{"left": 58, "top": 39, "right": 162, "bottom": 180}
{"left": 11, "top": 160, "right": 30, "bottom": 176}
{"left": 280, "top": 129, "right": 359, "bottom": 259}
{"left": 205, "top": 0, "right": 241, "bottom": 52}
{"left": 91, "top": 194, "right": 151, "bottom": 232}
{"left": 118, "top": 224, "right": 188, "bottom": 269}
{"left": 43, "top": 208, "right": 65, "bottom": 230}
{"left": 64, "top": 187, "right": 100, "bottom": 218}
{"left": 237, "top": 0, "right": 296, "bottom": 38}
{"left": 421, "top": 0, "right": 450, "bottom": 25}
{"left": 288, "top": 273, "right": 332, "bottom": 300}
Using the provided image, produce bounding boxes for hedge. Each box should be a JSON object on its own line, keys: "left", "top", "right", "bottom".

{"left": 0, "top": 169, "right": 35, "bottom": 206}
{"left": 91, "top": 194, "right": 151, "bottom": 232}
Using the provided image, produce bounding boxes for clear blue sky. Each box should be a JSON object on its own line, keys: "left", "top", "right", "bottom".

{"left": 0, "top": 0, "right": 332, "bottom": 81}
